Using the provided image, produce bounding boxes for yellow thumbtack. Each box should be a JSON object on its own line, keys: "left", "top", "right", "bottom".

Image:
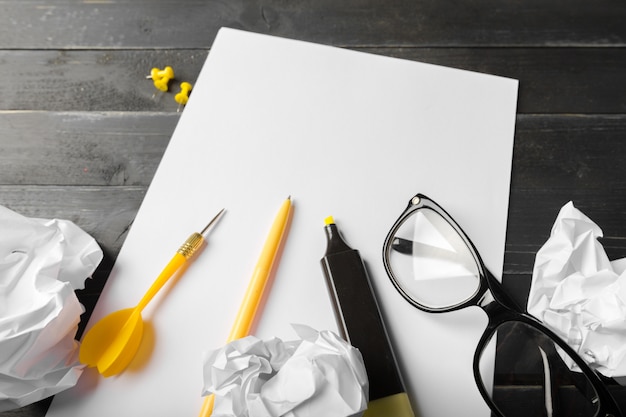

{"left": 147, "top": 66, "right": 175, "bottom": 100}
{"left": 174, "top": 82, "right": 193, "bottom": 112}
{"left": 146, "top": 66, "right": 174, "bottom": 82}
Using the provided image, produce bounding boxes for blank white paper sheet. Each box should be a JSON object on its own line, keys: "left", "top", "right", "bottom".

{"left": 47, "top": 28, "right": 518, "bottom": 417}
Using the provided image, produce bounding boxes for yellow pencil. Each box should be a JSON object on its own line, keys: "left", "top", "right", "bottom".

{"left": 198, "top": 196, "right": 292, "bottom": 417}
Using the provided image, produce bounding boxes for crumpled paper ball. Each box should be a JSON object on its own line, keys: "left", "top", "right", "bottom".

{"left": 527, "top": 201, "right": 626, "bottom": 377}
{"left": 202, "top": 324, "right": 368, "bottom": 417}
{"left": 0, "top": 205, "right": 103, "bottom": 411}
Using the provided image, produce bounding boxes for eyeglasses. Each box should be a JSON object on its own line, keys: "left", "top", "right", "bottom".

{"left": 382, "top": 193, "right": 622, "bottom": 417}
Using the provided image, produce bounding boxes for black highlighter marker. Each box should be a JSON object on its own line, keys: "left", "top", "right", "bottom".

{"left": 320, "top": 216, "right": 415, "bottom": 417}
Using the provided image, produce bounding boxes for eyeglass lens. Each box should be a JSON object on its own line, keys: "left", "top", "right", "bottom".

{"left": 479, "top": 321, "right": 600, "bottom": 417}
{"left": 387, "top": 207, "right": 481, "bottom": 309}
{"left": 387, "top": 204, "right": 602, "bottom": 417}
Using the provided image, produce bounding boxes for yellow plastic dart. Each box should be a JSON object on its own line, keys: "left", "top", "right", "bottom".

{"left": 79, "top": 209, "right": 225, "bottom": 377}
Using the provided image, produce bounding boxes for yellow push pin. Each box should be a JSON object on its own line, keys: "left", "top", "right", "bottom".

{"left": 174, "top": 82, "right": 193, "bottom": 112}
{"left": 146, "top": 66, "right": 174, "bottom": 82}
{"left": 147, "top": 66, "right": 175, "bottom": 99}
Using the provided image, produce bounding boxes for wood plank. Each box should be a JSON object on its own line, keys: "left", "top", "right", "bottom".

{"left": 364, "top": 47, "right": 626, "bottom": 114}
{"left": 0, "top": 185, "right": 146, "bottom": 256}
{"left": 0, "top": 0, "right": 625, "bottom": 49}
{"left": 0, "top": 111, "right": 175, "bottom": 186}
{"left": 505, "top": 114, "right": 626, "bottom": 281}
{"left": 0, "top": 50, "right": 208, "bottom": 112}
{"left": 1, "top": 48, "right": 626, "bottom": 113}
{"left": 505, "top": 188, "right": 626, "bottom": 268}
{"left": 3, "top": 111, "right": 626, "bottom": 188}
{"left": 503, "top": 187, "right": 626, "bottom": 311}
{"left": 513, "top": 114, "right": 626, "bottom": 191}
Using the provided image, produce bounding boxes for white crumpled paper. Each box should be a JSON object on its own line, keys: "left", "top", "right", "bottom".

{"left": 202, "top": 324, "right": 368, "bottom": 417}
{"left": 528, "top": 201, "right": 626, "bottom": 377}
{"left": 0, "top": 205, "right": 103, "bottom": 411}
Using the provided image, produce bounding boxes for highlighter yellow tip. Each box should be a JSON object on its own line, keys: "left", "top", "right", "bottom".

{"left": 324, "top": 216, "right": 335, "bottom": 225}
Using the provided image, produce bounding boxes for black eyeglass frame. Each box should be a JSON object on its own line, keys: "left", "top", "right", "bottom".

{"left": 382, "top": 193, "right": 622, "bottom": 417}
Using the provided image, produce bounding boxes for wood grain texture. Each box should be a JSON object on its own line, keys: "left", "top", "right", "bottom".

{"left": 1, "top": 0, "right": 625, "bottom": 48}
{"left": 1, "top": 48, "right": 626, "bottom": 113}
{"left": 368, "top": 48, "right": 626, "bottom": 114}
{"left": 0, "top": 50, "right": 208, "bottom": 111}
{"left": 0, "top": 111, "right": 175, "bottom": 185}
{"left": 0, "top": 185, "right": 145, "bottom": 256}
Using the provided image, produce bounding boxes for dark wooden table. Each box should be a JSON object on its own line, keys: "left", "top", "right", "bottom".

{"left": 2, "top": 1, "right": 626, "bottom": 416}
